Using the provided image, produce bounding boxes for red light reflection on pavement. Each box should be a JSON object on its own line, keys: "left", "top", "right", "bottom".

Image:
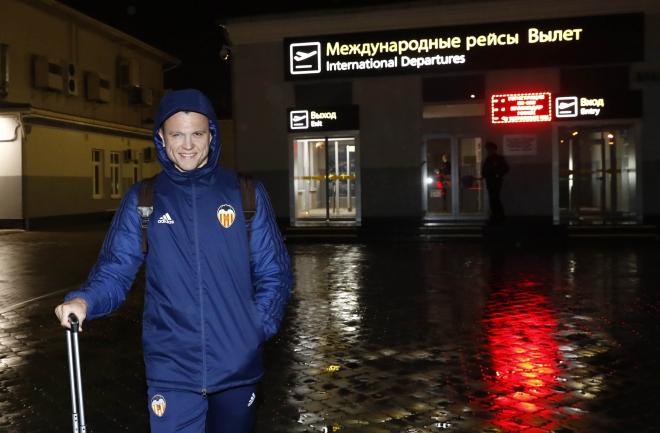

{"left": 482, "top": 284, "right": 572, "bottom": 432}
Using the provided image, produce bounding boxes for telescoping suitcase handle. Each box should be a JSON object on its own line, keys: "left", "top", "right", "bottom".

{"left": 66, "top": 313, "right": 87, "bottom": 433}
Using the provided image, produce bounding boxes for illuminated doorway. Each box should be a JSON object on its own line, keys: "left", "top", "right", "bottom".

{"left": 423, "top": 135, "right": 486, "bottom": 220}
{"left": 554, "top": 123, "right": 639, "bottom": 224}
{"left": 291, "top": 135, "right": 360, "bottom": 225}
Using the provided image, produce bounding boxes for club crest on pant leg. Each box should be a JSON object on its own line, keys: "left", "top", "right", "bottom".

{"left": 217, "top": 204, "right": 236, "bottom": 229}
{"left": 151, "top": 394, "right": 166, "bottom": 417}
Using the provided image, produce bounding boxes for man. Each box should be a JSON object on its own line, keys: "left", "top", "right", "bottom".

{"left": 55, "top": 89, "right": 293, "bottom": 433}
{"left": 482, "top": 141, "right": 509, "bottom": 223}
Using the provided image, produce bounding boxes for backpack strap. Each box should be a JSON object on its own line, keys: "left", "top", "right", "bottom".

{"left": 238, "top": 173, "right": 257, "bottom": 239}
{"left": 137, "top": 173, "right": 255, "bottom": 254}
{"left": 137, "top": 176, "right": 156, "bottom": 254}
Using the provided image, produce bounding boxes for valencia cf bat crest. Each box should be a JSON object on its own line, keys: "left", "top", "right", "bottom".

{"left": 217, "top": 204, "right": 236, "bottom": 229}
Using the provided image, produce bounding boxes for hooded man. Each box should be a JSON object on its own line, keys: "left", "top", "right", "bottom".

{"left": 482, "top": 141, "right": 509, "bottom": 223}
{"left": 55, "top": 89, "right": 293, "bottom": 433}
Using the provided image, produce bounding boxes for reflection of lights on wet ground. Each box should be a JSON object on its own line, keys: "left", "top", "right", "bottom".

{"left": 480, "top": 278, "right": 613, "bottom": 432}
{"left": 483, "top": 286, "right": 565, "bottom": 431}
{"left": 291, "top": 245, "right": 365, "bottom": 430}
{"left": 286, "top": 246, "right": 618, "bottom": 433}
{"left": 319, "top": 423, "right": 343, "bottom": 432}
{"left": 328, "top": 246, "right": 363, "bottom": 334}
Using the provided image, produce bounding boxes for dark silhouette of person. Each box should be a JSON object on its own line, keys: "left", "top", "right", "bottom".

{"left": 431, "top": 153, "right": 451, "bottom": 210}
{"left": 482, "top": 141, "right": 509, "bottom": 223}
{"left": 439, "top": 152, "right": 451, "bottom": 178}
{"left": 438, "top": 152, "right": 451, "bottom": 203}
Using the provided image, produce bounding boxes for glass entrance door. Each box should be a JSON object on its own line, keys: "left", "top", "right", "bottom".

{"left": 424, "top": 135, "right": 485, "bottom": 219}
{"left": 328, "top": 137, "right": 357, "bottom": 218}
{"left": 426, "top": 137, "right": 452, "bottom": 214}
{"left": 557, "top": 125, "right": 637, "bottom": 223}
{"left": 458, "top": 137, "right": 485, "bottom": 215}
{"left": 293, "top": 136, "right": 359, "bottom": 224}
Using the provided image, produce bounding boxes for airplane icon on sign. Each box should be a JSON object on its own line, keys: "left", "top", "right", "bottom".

{"left": 558, "top": 101, "right": 576, "bottom": 110}
{"left": 290, "top": 42, "right": 321, "bottom": 75}
{"left": 555, "top": 96, "right": 578, "bottom": 118}
{"left": 294, "top": 50, "right": 317, "bottom": 62}
{"left": 290, "top": 110, "right": 309, "bottom": 129}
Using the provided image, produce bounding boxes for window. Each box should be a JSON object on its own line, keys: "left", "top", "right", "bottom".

{"left": 92, "top": 149, "right": 103, "bottom": 199}
{"left": 0, "top": 43, "right": 8, "bottom": 98}
{"left": 110, "top": 151, "right": 121, "bottom": 198}
{"left": 132, "top": 156, "right": 140, "bottom": 184}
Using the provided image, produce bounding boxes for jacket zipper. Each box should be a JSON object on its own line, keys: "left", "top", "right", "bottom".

{"left": 191, "top": 180, "right": 207, "bottom": 396}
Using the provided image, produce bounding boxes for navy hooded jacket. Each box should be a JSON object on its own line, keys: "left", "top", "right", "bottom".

{"left": 65, "top": 89, "right": 293, "bottom": 394}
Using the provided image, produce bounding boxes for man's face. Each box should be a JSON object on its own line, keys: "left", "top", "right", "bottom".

{"left": 159, "top": 111, "right": 211, "bottom": 172}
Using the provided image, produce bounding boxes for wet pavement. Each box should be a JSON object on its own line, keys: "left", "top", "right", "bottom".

{"left": 1, "top": 228, "right": 660, "bottom": 432}
{"left": 0, "top": 228, "right": 105, "bottom": 312}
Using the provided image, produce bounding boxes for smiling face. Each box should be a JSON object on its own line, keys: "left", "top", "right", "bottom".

{"left": 159, "top": 111, "right": 211, "bottom": 172}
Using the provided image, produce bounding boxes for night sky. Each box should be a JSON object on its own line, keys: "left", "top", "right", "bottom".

{"left": 57, "top": 0, "right": 411, "bottom": 118}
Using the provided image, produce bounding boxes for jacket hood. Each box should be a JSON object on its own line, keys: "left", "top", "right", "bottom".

{"left": 153, "top": 89, "right": 221, "bottom": 180}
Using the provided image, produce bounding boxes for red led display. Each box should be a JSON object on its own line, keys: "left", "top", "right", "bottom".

{"left": 491, "top": 92, "right": 552, "bottom": 124}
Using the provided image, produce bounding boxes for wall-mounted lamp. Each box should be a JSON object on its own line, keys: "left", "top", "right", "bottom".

{"left": 0, "top": 116, "right": 21, "bottom": 142}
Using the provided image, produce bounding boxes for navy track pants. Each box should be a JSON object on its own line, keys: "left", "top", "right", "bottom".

{"left": 147, "top": 384, "right": 257, "bottom": 433}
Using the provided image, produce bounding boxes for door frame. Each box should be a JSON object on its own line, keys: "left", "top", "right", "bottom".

{"left": 422, "top": 133, "right": 487, "bottom": 221}
{"left": 288, "top": 131, "right": 362, "bottom": 226}
{"left": 551, "top": 119, "right": 643, "bottom": 225}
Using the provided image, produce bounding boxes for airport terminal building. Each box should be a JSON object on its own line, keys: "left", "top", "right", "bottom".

{"left": 226, "top": 0, "right": 660, "bottom": 228}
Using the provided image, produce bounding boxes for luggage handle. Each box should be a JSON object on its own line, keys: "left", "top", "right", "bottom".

{"left": 68, "top": 313, "right": 80, "bottom": 332}
{"left": 66, "top": 313, "right": 87, "bottom": 433}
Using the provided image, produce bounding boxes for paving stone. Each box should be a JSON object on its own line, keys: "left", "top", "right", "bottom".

{"left": 2, "top": 234, "right": 660, "bottom": 432}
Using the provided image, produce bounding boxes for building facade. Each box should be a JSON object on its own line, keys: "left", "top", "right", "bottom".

{"left": 227, "top": 0, "right": 660, "bottom": 227}
{"left": 0, "top": 0, "right": 178, "bottom": 228}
